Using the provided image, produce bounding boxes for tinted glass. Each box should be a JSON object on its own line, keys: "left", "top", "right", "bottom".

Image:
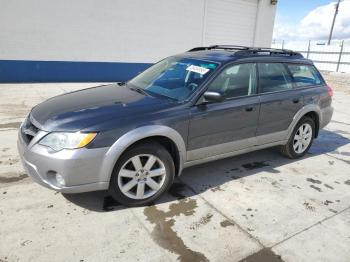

{"left": 207, "top": 63, "right": 257, "bottom": 99}
{"left": 128, "top": 57, "right": 218, "bottom": 101}
{"left": 258, "top": 63, "right": 293, "bottom": 93}
{"left": 287, "top": 64, "right": 323, "bottom": 87}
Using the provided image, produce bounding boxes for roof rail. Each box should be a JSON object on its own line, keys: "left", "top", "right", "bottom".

{"left": 188, "top": 45, "right": 249, "bottom": 52}
{"left": 235, "top": 47, "right": 303, "bottom": 57}
{"left": 188, "top": 45, "right": 303, "bottom": 58}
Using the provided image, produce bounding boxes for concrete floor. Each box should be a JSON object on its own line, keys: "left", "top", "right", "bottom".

{"left": 0, "top": 83, "right": 349, "bottom": 262}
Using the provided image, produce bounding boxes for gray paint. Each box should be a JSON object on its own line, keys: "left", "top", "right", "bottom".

{"left": 17, "top": 51, "right": 334, "bottom": 193}
{"left": 17, "top": 131, "right": 110, "bottom": 193}
{"left": 99, "top": 125, "right": 187, "bottom": 183}
{"left": 257, "top": 89, "right": 304, "bottom": 137}
{"left": 188, "top": 95, "right": 260, "bottom": 158}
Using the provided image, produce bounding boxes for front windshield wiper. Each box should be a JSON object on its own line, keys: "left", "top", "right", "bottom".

{"left": 117, "top": 82, "right": 126, "bottom": 86}
{"left": 128, "top": 84, "right": 178, "bottom": 102}
{"left": 129, "top": 86, "right": 148, "bottom": 96}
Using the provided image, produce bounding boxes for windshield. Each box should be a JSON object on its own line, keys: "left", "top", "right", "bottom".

{"left": 128, "top": 57, "right": 218, "bottom": 101}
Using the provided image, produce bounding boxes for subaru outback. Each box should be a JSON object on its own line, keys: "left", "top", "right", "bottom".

{"left": 18, "top": 45, "right": 333, "bottom": 206}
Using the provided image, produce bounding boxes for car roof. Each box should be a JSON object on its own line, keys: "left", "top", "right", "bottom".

{"left": 176, "top": 45, "right": 313, "bottom": 65}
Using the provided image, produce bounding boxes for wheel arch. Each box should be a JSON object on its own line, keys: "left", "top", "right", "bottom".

{"left": 304, "top": 111, "right": 320, "bottom": 137}
{"left": 288, "top": 105, "right": 321, "bottom": 139}
{"left": 100, "top": 125, "right": 186, "bottom": 183}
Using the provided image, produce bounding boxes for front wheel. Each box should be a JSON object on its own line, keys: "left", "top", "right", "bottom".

{"left": 109, "top": 142, "right": 175, "bottom": 207}
{"left": 281, "top": 116, "right": 315, "bottom": 159}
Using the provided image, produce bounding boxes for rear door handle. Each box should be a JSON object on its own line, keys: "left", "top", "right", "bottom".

{"left": 245, "top": 107, "right": 254, "bottom": 112}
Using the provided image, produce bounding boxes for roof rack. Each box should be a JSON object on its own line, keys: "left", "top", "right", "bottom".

{"left": 236, "top": 47, "right": 303, "bottom": 57}
{"left": 188, "top": 45, "right": 303, "bottom": 58}
{"left": 188, "top": 45, "right": 249, "bottom": 52}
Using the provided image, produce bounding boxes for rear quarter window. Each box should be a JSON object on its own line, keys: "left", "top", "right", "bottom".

{"left": 287, "top": 64, "right": 323, "bottom": 87}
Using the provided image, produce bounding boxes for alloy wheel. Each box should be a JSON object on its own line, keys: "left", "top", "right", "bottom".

{"left": 117, "top": 154, "right": 166, "bottom": 199}
{"left": 293, "top": 123, "right": 312, "bottom": 154}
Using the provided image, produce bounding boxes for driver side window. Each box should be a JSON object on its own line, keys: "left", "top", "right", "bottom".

{"left": 207, "top": 63, "right": 257, "bottom": 99}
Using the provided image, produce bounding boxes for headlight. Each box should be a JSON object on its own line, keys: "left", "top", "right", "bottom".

{"left": 39, "top": 132, "right": 97, "bottom": 151}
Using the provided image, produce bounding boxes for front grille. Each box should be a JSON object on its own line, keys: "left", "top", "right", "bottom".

{"left": 21, "top": 116, "right": 40, "bottom": 144}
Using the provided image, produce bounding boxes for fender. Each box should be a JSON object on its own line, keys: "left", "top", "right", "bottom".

{"left": 286, "top": 104, "right": 321, "bottom": 140}
{"left": 99, "top": 125, "right": 187, "bottom": 183}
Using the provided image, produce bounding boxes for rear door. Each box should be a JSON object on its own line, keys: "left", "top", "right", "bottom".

{"left": 256, "top": 62, "right": 304, "bottom": 144}
{"left": 286, "top": 63, "right": 328, "bottom": 106}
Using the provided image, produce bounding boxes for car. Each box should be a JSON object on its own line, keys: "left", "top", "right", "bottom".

{"left": 18, "top": 45, "right": 334, "bottom": 206}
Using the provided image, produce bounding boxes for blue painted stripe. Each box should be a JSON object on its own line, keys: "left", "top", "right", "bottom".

{"left": 0, "top": 60, "right": 153, "bottom": 83}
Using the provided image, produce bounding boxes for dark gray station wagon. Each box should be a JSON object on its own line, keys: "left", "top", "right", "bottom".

{"left": 18, "top": 45, "right": 333, "bottom": 206}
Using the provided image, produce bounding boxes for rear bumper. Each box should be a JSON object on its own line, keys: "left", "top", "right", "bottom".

{"left": 320, "top": 105, "right": 334, "bottom": 129}
{"left": 17, "top": 130, "right": 110, "bottom": 193}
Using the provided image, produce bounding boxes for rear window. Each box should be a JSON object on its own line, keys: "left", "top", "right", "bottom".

{"left": 287, "top": 64, "right": 323, "bottom": 87}
{"left": 258, "top": 63, "right": 293, "bottom": 93}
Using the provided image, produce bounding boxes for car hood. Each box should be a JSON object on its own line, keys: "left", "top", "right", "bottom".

{"left": 30, "top": 84, "right": 177, "bottom": 132}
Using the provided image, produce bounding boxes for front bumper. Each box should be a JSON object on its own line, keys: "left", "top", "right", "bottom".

{"left": 17, "top": 129, "right": 110, "bottom": 193}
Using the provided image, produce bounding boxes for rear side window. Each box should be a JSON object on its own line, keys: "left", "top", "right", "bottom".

{"left": 258, "top": 63, "right": 293, "bottom": 93}
{"left": 287, "top": 64, "right": 323, "bottom": 87}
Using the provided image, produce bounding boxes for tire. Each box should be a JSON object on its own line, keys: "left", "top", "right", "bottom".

{"left": 109, "top": 142, "right": 175, "bottom": 207}
{"left": 280, "top": 116, "right": 315, "bottom": 159}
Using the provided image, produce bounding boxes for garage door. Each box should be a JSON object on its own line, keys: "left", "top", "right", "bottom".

{"left": 204, "top": 0, "right": 258, "bottom": 46}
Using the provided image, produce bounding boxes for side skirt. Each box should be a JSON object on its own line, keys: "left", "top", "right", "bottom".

{"left": 183, "top": 140, "right": 287, "bottom": 168}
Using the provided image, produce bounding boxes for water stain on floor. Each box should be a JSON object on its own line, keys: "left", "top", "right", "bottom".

{"left": 0, "top": 173, "right": 28, "bottom": 183}
{"left": 239, "top": 248, "right": 283, "bottom": 262}
{"left": 324, "top": 184, "right": 334, "bottom": 190}
{"left": 271, "top": 181, "right": 279, "bottom": 188}
{"left": 303, "top": 202, "right": 315, "bottom": 211}
{"left": 220, "top": 220, "right": 235, "bottom": 228}
{"left": 242, "top": 162, "right": 269, "bottom": 171}
{"left": 310, "top": 185, "right": 322, "bottom": 192}
{"left": 306, "top": 178, "right": 322, "bottom": 184}
{"left": 190, "top": 213, "right": 213, "bottom": 230}
{"left": 324, "top": 200, "right": 333, "bottom": 206}
{"left": 144, "top": 198, "right": 208, "bottom": 262}
{"left": 0, "top": 122, "right": 21, "bottom": 129}
{"left": 211, "top": 185, "right": 224, "bottom": 192}
{"left": 0, "top": 158, "right": 19, "bottom": 166}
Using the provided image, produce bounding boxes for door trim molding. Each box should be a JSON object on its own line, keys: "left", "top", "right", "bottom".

{"left": 184, "top": 139, "right": 287, "bottom": 168}
{"left": 187, "top": 137, "right": 257, "bottom": 161}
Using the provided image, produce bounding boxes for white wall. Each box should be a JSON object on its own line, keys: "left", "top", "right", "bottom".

{"left": 0, "top": 0, "right": 276, "bottom": 63}
{"left": 253, "top": 0, "right": 277, "bottom": 47}
{"left": 272, "top": 41, "right": 350, "bottom": 73}
{"left": 204, "top": 0, "right": 258, "bottom": 46}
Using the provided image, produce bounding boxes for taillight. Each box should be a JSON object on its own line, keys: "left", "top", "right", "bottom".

{"left": 327, "top": 85, "right": 333, "bottom": 97}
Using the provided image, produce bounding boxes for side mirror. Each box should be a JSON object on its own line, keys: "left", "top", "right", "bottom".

{"left": 203, "top": 91, "right": 224, "bottom": 103}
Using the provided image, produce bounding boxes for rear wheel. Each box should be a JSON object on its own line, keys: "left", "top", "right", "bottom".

{"left": 109, "top": 142, "right": 175, "bottom": 207}
{"left": 281, "top": 116, "right": 315, "bottom": 159}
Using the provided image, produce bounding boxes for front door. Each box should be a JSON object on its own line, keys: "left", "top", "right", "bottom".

{"left": 187, "top": 63, "right": 260, "bottom": 161}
